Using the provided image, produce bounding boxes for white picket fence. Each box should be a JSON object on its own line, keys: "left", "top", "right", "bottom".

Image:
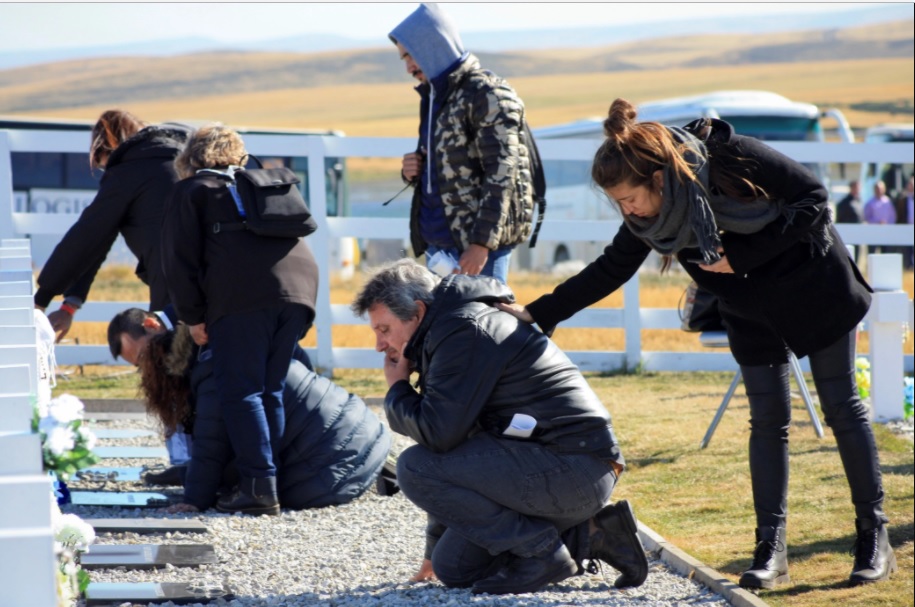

{"left": 1, "top": 129, "right": 912, "bottom": 394}
{"left": 0, "top": 237, "right": 58, "bottom": 607}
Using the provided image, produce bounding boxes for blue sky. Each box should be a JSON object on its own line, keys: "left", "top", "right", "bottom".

{"left": 0, "top": 2, "right": 881, "bottom": 52}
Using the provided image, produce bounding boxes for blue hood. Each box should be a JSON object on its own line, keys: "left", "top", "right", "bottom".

{"left": 389, "top": 3, "right": 465, "bottom": 80}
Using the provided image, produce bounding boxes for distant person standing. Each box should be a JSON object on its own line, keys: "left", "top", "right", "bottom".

{"left": 863, "top": 180, "right": 897, "bottom": 255}
{"left": 389, "top": 3, "right": 535, "bottom": 284}
{"left": 893, "top": 176, "right": 914, "bottom": 268}
{"left": 33, "top": 109, "right": 188, "bottom": 340}
{"left": 835, "top": 180, "right": 864, "bottom": 224}
{"left": 834, "top": 180, "right": 864, "bottom": 263}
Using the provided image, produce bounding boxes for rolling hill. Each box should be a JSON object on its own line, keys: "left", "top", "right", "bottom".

{"left": 0, "top": 19, "right": 910, "bottom": 117}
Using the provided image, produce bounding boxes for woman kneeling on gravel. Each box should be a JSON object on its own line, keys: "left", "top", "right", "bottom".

{"left": 139, "top": 325, "right": 392, "bottom": 512}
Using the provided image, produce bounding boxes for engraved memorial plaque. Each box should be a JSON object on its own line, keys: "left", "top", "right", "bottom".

{"left": 81, "top": 544, "right": 217, "bottom": 569}
{"left": 88, "top": 518, "right": 208, "bottom": 535}
{"left": 77, "top": 466, "right": 144, "bottom": 482}
{"left": 94, "top": 446, "right": 169, "bottom": 459}
{"left": 70, "top": 491, "right": 172, "bottom": 508}
{"left": 85, "top": 581, "right": 233, "bottom": 605}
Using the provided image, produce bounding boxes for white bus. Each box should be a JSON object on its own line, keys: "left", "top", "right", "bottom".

{"left": 525, "top": 90, "right": 855, "bottom": 270}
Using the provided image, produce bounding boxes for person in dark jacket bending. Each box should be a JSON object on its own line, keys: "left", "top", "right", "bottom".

{"left": 33, "top": 109, "right": 188, "bottom": 340}
{"left": 137, "top": 326, "right": 391, "bottom": 512}
{"left": 499, "top": 99, "right": 895, "bottom": 590}
{"left": 350, "top": 259, "right": 647, "bottom": 595}
{"left": 161, "top": 124, "right": 319, "bottom": 515}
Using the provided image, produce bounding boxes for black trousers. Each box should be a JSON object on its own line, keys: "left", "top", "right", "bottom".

{"left": 742, "top": 330, "right": 887, "bottom": 530}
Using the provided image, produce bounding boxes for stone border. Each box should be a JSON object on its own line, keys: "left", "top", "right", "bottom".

{"left": 638, "top": 523, "right": 769, "bottom": 607}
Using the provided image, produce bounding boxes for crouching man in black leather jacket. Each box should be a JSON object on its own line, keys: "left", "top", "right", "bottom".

{"left": 351, "top": 259, "right": 648, "bottom": 595}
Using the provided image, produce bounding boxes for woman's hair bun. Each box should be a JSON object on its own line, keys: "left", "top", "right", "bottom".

{"left": 603, "top": 98, "right": 638, "bottom": 139}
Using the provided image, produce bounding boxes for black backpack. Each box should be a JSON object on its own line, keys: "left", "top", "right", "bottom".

{"left": 215, "top": 156, "right": 318, "bottom": 239}
{"left": 522, "top": 121, "right": 547, "bottom": 248}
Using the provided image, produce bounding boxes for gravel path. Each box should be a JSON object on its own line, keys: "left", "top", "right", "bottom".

{"left": 67, "top": 413, "right": 733, "bottom": 607}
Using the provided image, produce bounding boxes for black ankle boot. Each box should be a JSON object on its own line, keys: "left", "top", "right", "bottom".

{"left": 849, "top": 518, "right": 897, "bottom": 586}
{"left": 739, "top": 527, "right": 789, "bottom": 589}
{"left": 588, "top": 500, "right": 649, "bottom": 588}
{"left": 471, "top": 541, "right": 578, "bottom": 595}
{"left": 216, "top": 476, "right": 280, "bottom": 515}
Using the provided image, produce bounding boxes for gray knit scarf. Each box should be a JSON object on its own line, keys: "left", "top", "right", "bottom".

{"left": 625, "top": 126, "right": 784, "bottom": 264}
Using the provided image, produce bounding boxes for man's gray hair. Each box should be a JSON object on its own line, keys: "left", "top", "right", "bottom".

{"left": 351, "top": 258, "right": 440, "bottom": 321}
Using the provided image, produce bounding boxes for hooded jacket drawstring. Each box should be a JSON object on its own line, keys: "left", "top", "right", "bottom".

{"left": 426, "top": 87, "right": 435, "bottom": 194}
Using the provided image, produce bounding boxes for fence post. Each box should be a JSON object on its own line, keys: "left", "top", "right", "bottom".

{"left": 0, "top": 239, "right": 58, "bottom": 607}
{"left": 866, "top": 253, "right": 910, "bottom": 421}
{"left": 307, "top": 137, "right": 334, "bottom": 376}
{"left": 0, "top": 131, "right": 15, "bottom": 240}
{"left": 623, "top": 273, "right": 642, "bottom": 372}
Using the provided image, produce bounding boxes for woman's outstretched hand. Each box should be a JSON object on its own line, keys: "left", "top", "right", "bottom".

{"left": 495, "top": 302, "right": 534, "bottom": 324}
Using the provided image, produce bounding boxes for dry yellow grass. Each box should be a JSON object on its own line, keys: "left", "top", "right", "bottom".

{"left": 53, "top": 266, "right": 914, "bottom": 359}
{"left": 17, "top": 58, "right": 913, "bottom": 139}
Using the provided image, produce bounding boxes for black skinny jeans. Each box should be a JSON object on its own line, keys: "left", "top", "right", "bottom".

{"left": 742, "top": 330, "right": 887, "bottom": 530}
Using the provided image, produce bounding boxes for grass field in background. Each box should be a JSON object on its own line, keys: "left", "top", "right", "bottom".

{"left": 58, "top": 265, "right": 915, "bottom": 359}
{"left": 20, "top": 56, "right": 914, "bottom": 183}
{"left": 48, "top": 265, "right": 914, "bottom": 607}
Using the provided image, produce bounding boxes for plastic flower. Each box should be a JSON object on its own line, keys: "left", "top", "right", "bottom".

{"left": 55, "top": 514, "right": 96, "bottom": 552}
{"left": 77, "top": 426, "right": 98, "bottom": 452}
{"left": 49, "top": 496, "right": 93, "bottom": 607}
{"left": 855, "top": 357, "right": 871, "bottom": 400}
{"left": 45, "top": 426, "right": 75, "bottom": 456}
{"left": 904, "top": 377, "right": 913, "bottom": 421}
{"left": 33, "top": 393, "right": 99, "bottom": 482}
{"left": 48, "top": 394, "right": 84, "bottom": 425}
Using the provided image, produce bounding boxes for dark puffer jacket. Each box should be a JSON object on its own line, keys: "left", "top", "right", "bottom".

{"left": 385, "top": 274, "right": 623, "bottom": 463}
{"left": 34, "top": 125, "right": 188, "bottom": 309}
{"left": 184, "top": 357, "right": 392, "bottom": 510}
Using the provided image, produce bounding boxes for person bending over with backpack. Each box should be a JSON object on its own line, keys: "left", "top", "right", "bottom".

{"left": 161, "top": 124, "right": 319, "bottom": 515}
{"left": 137, "top": 324, "right": 391, "bottom": 512}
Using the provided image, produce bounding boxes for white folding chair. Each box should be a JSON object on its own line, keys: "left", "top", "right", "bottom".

{"left": 699, "top": 331, "right": 825, "bottom": 449}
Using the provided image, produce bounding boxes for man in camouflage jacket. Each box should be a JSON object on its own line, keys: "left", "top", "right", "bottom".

{"left": 390, "top": 3, "right": 534, "bottom": 284}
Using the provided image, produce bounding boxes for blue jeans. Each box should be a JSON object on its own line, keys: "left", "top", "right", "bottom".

{"left": 396, "top": 432, "right": 616, "bottom": 587}
{"left": 425, "top": 245, "right": 513, "bottom": 284}
{"left": 207, "top": 303, "right": 311, "bottom": 480}
{"left": 166, "top": 428, "right": 192, "bottom": 466}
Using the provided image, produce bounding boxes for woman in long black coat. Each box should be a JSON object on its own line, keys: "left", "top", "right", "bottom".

{"left": 34, "top": 109, "right": 188, "bottom": 338}
{"left": 499, "top": 98, "right": 895, "bottom": 590}
{"left": 138, "top": 326, "right": 392, "bottom": 512}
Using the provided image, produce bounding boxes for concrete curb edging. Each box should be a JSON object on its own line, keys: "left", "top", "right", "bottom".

{"left": 638, "top": 523, "right": 770, "bottom": 607}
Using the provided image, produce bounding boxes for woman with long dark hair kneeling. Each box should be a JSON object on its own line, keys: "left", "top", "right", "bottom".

{"left": 139, "top": 325, "right": 392, "bottom": 512}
